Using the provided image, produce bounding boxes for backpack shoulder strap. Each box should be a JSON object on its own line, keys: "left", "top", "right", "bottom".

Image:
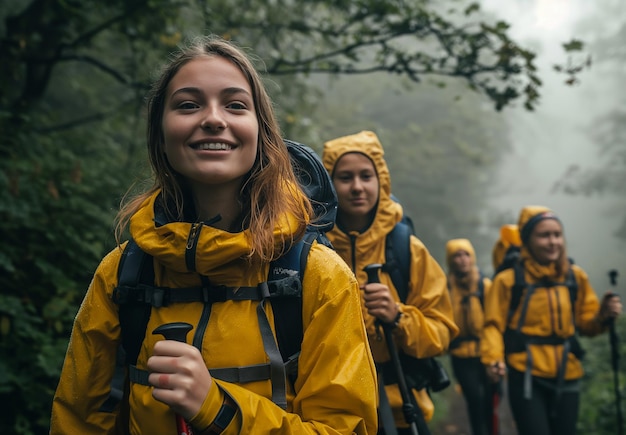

{"left": 99, "top": 239, "right": 153, "bottom": 413}
{"left": 115, "top": 239, "right": 154, "bottom": 366}
{"left": 477, "top": 272, "right": 485, "bottom": 307}
{"left": 565, "top": 264, "right": 578, "bottom": 320}
{"left": 507, "top": 260, "right": 526, "bottom": 323}
{"left": 269, "top": 234, "right": 307, "bottom": 365}
{"left": 383, "top": 221, "right": 412, "bottom": 302}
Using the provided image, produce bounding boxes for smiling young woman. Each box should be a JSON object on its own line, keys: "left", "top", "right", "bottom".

{"left": 50, "top": 36, "right": 377, "bottom": 435}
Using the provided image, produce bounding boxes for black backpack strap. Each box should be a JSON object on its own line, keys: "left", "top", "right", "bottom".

{"left": 476, "top": 272, "right": 485, "bottom": 307}
{"left": 117, "top": 239, "right": 155, "bottom": 366}
{"left": 383, "top": 222, "right": 412, "bottom": 302}
{"left": 507, "top": 261, "right": 526, "bottom": 324}
{"left": 270, "top": 230, "right": 322, "bottom": 377}
{"left": 269, "top": 235, "right": 309, "bottom": 365}
{"left": 99, "top": 239, "right": 153, "bottom": 413}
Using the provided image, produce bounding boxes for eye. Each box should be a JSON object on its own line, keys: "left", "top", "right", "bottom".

{"left": 226, "top": 101, "right": 248, "bottom": 110}
{"left": 177, "top": 101, "right": 199, "bottom": 110}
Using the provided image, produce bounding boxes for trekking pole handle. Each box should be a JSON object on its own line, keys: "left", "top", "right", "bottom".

{"left": 153, "top": 322, "right": 195, "bottom": 435}
{"left": 364, "top": 263, "right": 384, "bottom": 284}
{"left": 607, "top": 270, "right": 620, "bottom": 328}
{"left": 610, "top": 269, "right": 619, "bottom": 287}
{"left": 363, "top": 264, "right": 420, "bottom": 435}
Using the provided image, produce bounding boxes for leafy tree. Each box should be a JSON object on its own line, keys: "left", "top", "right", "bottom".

{"left": 0, "top": 0, "right": 566, "bottom": 433}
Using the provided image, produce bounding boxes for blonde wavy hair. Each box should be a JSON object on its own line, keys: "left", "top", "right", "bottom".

{"left": 115, "top": 35, "right": 311, "bottom": 261}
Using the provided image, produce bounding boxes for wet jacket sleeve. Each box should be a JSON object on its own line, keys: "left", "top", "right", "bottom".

{"left": 393, "top": 236, "right": 459, "bottom": 358}
{"left": 572, "top": 266, "right": 605, "bottom": 336}
{"left": 50, "top": 247, "right": 124, "bottom": 434}
{"left": 189, "top": 244, "right": 378, "bottom": 435}
{"left": 480, "top": 271, "right": 511, "bottom": 366}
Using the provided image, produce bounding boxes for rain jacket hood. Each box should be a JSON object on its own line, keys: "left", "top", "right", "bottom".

{"left": 322, "top": 130, "right": 403, "bottom": 241}
{"left": 445, "top": 238, "right": 476, "bottom": 270}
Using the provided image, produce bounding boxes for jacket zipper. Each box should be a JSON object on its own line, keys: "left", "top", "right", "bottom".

{"left": 186, "top": 222, "right": 203, "bottom": 272}
{"left": 349, "top": 235, "right": 357, "bottom": 273}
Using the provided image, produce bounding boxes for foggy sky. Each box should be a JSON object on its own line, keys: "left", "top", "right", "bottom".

{"left": 481, "top": 0, "right": 625, "bottom": 293}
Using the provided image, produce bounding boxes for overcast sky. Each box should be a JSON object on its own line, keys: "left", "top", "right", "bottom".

{"left": 480, "top": 0, "right": 625, "bottom": 291}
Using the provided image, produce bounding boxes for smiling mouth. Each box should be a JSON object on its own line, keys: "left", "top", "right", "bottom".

{"left": 191, "top": 142, "right": 233, "bottom": 150}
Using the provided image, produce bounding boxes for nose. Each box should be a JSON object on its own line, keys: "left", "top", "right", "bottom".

{"left": 351, "top": 177, "right": 364, "bottom": 193}
{"left": 200, "top": 106, "right": 227, "bottom": 132}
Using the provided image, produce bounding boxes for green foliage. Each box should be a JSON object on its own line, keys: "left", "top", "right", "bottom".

{"left": 577, "top": 316, "right": 626, "bottom": 433}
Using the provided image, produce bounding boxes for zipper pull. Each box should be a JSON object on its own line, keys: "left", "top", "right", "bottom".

{"left": 185, "top": 222, "right": 203, "bottom": 272}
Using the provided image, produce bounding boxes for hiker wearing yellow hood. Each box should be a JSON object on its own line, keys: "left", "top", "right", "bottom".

{"left": 481, "top": 205, "right": 622, "bottom": 435}
{"left": 322, "top": 130, "right": 458, "bottom": 434}
{"left": 445, "top": 238, "right": 495, "bottom": 435}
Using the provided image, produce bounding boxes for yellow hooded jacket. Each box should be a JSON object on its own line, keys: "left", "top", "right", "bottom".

{"left": 481, "top": 205, "right": 606, "bottom": 381}
{"left": 50, "top": 190, "right": 378, "bottom": 435}
{"left": 322, "top": 130, "right": 458, "bottom": 426}
{"left": 446, "top": 238, "right": 492, "bottom": 359}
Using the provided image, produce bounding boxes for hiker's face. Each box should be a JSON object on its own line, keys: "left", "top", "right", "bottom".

{"left": 333, "top": 153, "right": 379, "bottom": 220}
{"left": 528, "top": 219, "right": 564, "bottom": 265}
{"left": 451, "top": 250, "right": 472, "bottom": 275}
{"left": 161, "top": 56, "right": 258, "bottom": 193}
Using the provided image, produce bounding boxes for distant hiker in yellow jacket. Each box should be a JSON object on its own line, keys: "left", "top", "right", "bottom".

{"left": 446, "top": 238, "right": 494, "bottom": 435}
{"left": 322, "top": 130, "right": 458, "bottom": 435}
{"left": 50, "top": 36, "right": 377, "bottom": 435}
{"left": 481, "top": 205, "right": 622, "bottom": 435}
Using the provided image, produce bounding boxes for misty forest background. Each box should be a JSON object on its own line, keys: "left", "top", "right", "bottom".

{"left": 1, "top": 0, "right": 625, "bottom": 434}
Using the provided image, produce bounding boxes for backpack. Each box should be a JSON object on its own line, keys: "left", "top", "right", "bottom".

{"left": 379, "top": 208, "right": 451, "bottom": 393}
{"left": 447, "top": 272, "right": 487, "bottom": 351}
{"left": 99, "top": 140, "right": 337, "bottom": 413}
{"left": 493, "top": 244, "right": 521, "bottom": 277}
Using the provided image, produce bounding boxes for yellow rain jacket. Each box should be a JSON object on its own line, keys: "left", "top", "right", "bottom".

{"left": 481, "top": 206, "right": 606, "bottom": 381}
{"left": 51, "top": 191, "right": 378, "bottom": 434}
{"left": 322, "top": 131, "right": 458, "bottom": 427}
{"left": 446, "top": 239, "right": 492, "bottom": 359}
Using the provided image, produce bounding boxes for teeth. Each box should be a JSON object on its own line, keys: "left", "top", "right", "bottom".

{"left": 195, "top": 143, "right": 231, "bottom": 150}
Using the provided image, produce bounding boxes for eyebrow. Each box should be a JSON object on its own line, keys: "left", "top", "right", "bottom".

{"left": 170, "top": 86, "right": 252, "bottom": 98}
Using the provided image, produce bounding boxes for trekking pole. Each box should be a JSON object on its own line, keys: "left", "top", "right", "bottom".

{"left": 364, "top": 264, "right": 420, "bottom": 435}
{"left": 490, "top": 378, "right": 503, "bottom": 435}
{"left": 608, "top": 270, "right": 623, "bottom": 435}
{"left": 153, "top": 322, "right": 195, "bottom": 435}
